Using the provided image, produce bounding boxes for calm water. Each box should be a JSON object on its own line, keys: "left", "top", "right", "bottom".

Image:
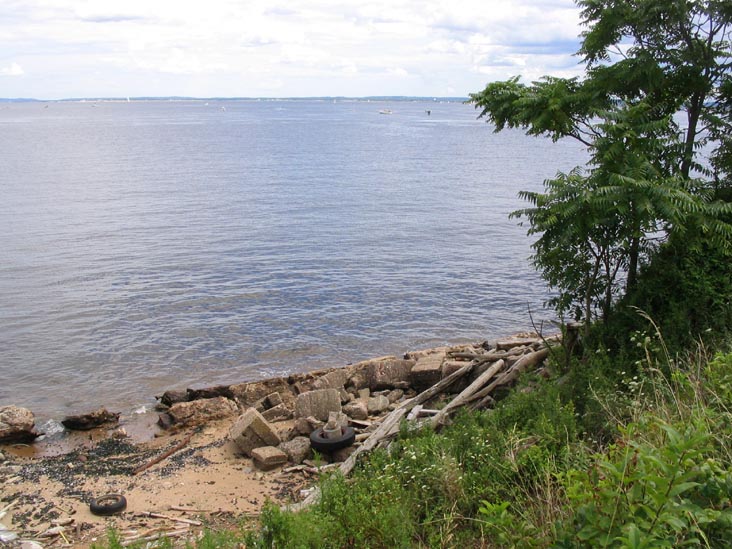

{"left": 0, "top": 99, "right": 587, "bottom": 420}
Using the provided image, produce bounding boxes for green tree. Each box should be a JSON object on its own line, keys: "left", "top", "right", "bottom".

{"left": 471, "top": 0, "right": 732, "bottom": 330}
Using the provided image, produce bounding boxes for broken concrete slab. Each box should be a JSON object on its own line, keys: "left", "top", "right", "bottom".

{"left": 294, "top": 389, "right": 341, "bottom": 421}
{"left": 366, "top": 358, "right": 416, "bottom": 390}
{"left": 165, "top": 397, "right": 238, "bottom": 428}
{"left": 342, "top": 400, "right": 368, "bottom": 421}
{"left": 251, "top": 446, "right": 288, "bottom": 471}
{"left": 367, "top": 395, "right": 389, "bottom": 415}
{"left": 229, "top": 378, "right": 295, "bottom": 409}
{"left": 262, "top": 403, "right": 292, "bottom": 423}
{"left": 229, "top": 408, "right": 281, "bottom": 456}
{"left": 410, "top": 351, "right": 446, "bottom": 391}
{"left": 278, "top": 436, "right": 312, "bottom": 465}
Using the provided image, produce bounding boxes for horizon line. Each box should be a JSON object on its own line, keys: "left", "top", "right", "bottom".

{"left": 1, "top": 95, "right": 470, "bottom": 103}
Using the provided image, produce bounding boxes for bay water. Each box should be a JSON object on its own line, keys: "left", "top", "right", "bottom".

{"left": 0, "top": 99, "right": 587, "bottom": 420}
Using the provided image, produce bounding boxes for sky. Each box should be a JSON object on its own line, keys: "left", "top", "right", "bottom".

{"left": 0, "top": 0, "right": 586, "bottom": 99}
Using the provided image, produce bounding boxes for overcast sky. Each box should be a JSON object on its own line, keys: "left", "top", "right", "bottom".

{"left": 1, "top": 0, "right": 586, "bottom": 99}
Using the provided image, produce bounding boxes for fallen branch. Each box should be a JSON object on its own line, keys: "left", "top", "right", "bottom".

{"left": 465, "top": 347, "right": 551, "bottom": 406}
{"left": 132, "top": 432, "right": 194, "bottom": 475}
{"left": 139, "top": 511, "right": 202, "bottom": 526}
{"left": 430, "top": 360, "right": 505, "bottom": 428}
{"left": 169, "top": 505, "right": 211, "bottom": 513}
{"left": 122, "top": 527, "right": 189, "bottom": 547}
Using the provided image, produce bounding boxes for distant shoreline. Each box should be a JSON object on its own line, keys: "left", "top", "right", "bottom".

{"left": 0, "top": 95, "right": 469, "bottom": 104}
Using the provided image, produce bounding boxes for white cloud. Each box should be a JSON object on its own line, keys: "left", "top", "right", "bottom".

{"left": 0, "top": 62, "right": 24, "bottom": 76}
{"left": 0, "top": 0, "right": 585, "bottom": 98}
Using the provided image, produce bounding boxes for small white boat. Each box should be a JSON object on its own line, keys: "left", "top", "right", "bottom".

{"left": 379, "top": 109, "right": 393, "bottom": 115}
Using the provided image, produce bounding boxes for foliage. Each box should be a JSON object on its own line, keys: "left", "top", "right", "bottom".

{"left": 471, "top": 0, "right": 732, "bottom": 333}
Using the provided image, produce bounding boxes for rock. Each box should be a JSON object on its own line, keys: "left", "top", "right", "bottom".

{"left": 410, "top": 351, "right": 446, "bottom": 391}
{"left": 20, "top": 541, "right": 44, "bottom": 549}
{"left": 404, "top": 346, "right": 449, "bottom": 361}
{"left": 157, "top": 413, "right": 173, "bottom": 429}
{"left": 187, "top": 385, "right": 234, "bottom": 401}
{"left": 264, "top": 392, "right": 283, "bottom": 408}
{"left": 387, "top": 389, "right": 404, "bottom": 403}
{"left": 366, "top": 358, "right": 416, "bottom": 390}
{"left": 166, "top": 396, "right": 238, "bottom": 427}
{"left": 339, "top": 387, "right": 351, "bottom": 404}
{"left": 348, "top": 371, "right": 369, "bottom": 390}
{"left": 0, "top": 406, "right": 39, "bottom": 443}
{"left": 251, "top": 446, "right": 288, "bottom": 471}
{"left": 367, "top": 395, "right": 389, "bottom": 415}
{"left": 229, "top": 408, "right": 281, "bottom": 456}
{"left": 293, "top": 416, "right": 322, "bottom": 436}
{"left": 295, "top": 389, "right": 341, "bottom": 421}
{"left": 61, "top": 407, "right": 120, "bottom": 431}
{"left": 358, "top": 388, "right": 371, "bottom": 400}
{"left": 156, "top": 390, "right": 189, "bottom": 407}
{"left": 343, "top": 401, "right": 368, "bottom": 420}
{"left": 310, "top": 369, "right": 349, "bottom": 391}
{"left": 262, "top": 403, "right": 292, "bottom": 422}
{"left": 279, "top": 436, "right": 312, "bottom": 464}
{"left": 229, "top": 378, "right": 295, "bottom": 409}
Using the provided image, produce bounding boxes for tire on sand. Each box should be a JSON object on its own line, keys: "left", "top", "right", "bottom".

{"left": 90, "top": 493, "right": 127, "bottom": 516}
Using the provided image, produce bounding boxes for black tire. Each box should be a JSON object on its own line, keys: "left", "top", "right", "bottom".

{"left": 90, "top": 493, "right": 127, "bottom": 516}
{"left": 309, "top": 426, "right": 356, "bottom": 453}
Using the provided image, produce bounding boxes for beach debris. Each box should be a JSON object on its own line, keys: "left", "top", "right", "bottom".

{"left": 292, "top": 416, "right": 322, "bottom": 436}
{"left": 278, "top": 436, "right": 312, "bottom": 465}
{"left": 261, "top": 403, "right": 292, "bottom": 422}
{"left": 133, "top": 431, "right": 194, "bottom": 475}
{"left": 294, "top": 389, "right": 341, "bottom": 421}
{"left": 0, "top": 405, "right": 40, "bottom": 443}
{"left": 251, "top": 446, "right": 288, "bottom": 471}
{"left": 61, "top": 407, "right": 120, "bottom": 431}
{"left": 163, "top": 396, "right": 238, "bottom": 428}
{"left": 156, "top": 389, "right": 189, "bottom": 407}
{"left": 139, "top": 511, "right": 202, "bottom": 526}
{"left": 367, "top": 395, "right": 389, "bottom": 415}
{"left": 229, "top": 408, "right": 281, "bottom": 456}
{"left": 89, "top": 493, "right": 127, "bottom": 516}
{"left": 342, "top": 400, "right": 368, "bottom": 420}
{"left": 409, "top": 351, "right": 447, "bottom": 391}
{"left": 365, "top": 358, "right": 415, "bottom": 390}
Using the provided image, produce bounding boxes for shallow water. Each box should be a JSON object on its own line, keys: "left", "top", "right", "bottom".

{"left": 0, "top": 99, "right": 587, "bottom": 419}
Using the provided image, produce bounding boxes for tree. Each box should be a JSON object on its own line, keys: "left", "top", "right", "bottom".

{"left": 471, "top": 0, "right": 732, "bottom": 332}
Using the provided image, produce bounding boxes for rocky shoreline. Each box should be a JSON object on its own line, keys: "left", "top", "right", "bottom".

{"left": 0, "top": 331, "right": 560, "bottom": 547}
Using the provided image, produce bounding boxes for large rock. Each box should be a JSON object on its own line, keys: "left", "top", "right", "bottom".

{"left": 251, "top": 446, "right": 288, "bottom": 471}
{"left": 229, "top": 378, "right": 295, "bottom": 409}
{"left": 229, "top": 408, "right": 281, "bottom": 456}
{"left": 262, "top": 403, "right": 292, "bottom": 422}
{"left": 342, "top": 400, "right": 368, "bottom": 420}
{"left": 310, "top": 369, "right": 349, "bottom": 391}
{"left": 279, "top": 436, "right": 312, "bottom": 464}
{"left": 166, "top": 397, "right": 238, "bottom": 427}
{"left": 410, "top": 351, "right": 446, "bottom": 391}
{"left": 295, "top": 389, "right": 341, "bottom": 421}
{"left": 156, "top": 389, "right": 189, "bottom": 407}
{"left": 62, "top": 407, "right": 120, "bottom": 431}
{"left": 367, "top": 395, "right": 389, "bottom": 415}
{"left": 366, "top": 358, "right": 416, "bottom": 390}
{"left": 0, "top": 406, "right": 39, "bottom": 443}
